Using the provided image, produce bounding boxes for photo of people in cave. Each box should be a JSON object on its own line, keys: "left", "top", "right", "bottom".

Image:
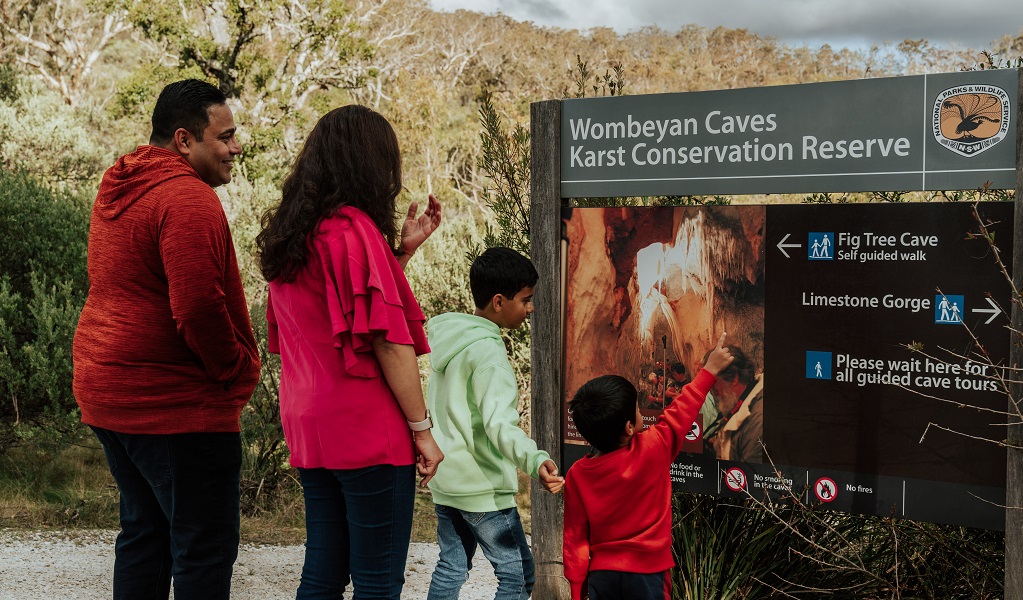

{"left": 562, "top": 205, "right": 766, "bottom": 463}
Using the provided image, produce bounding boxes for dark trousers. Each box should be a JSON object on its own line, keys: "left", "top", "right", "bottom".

{"left": 588, "top": 569, "right": 668, "bottom": 600}
{"left": 297, "top": 464, "right": 416, "bottom": 600}
{"left": 90, "top": 426, "right": 242, "bottom": 600}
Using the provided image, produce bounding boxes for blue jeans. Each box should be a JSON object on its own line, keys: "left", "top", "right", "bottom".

{"left": 297, "top": 464, "right": 416, "bottom": 599}
{"left": 427, "top": 504, "right": 535, "bottom": 600}
{"left": 90, "top": 426, "right": 242, "bottom": 600}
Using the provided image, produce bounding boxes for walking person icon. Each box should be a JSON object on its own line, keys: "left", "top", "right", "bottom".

{"left": 950, "top": 302, "right": 961, "bottom": 323}
{"left": 807, "top": 233, "right": 835, "bottom": 261}
{"left": 939, "top": 296, "right": 951, "bottom": 322}
{"left": 815, "top": 361, "right": 823, "bottom": 378}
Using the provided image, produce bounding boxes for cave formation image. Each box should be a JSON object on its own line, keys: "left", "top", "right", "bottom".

{"left": 563, "top": 205, "right": 765, "bottom": 458}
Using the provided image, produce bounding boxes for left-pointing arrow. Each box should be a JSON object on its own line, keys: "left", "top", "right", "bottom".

{"left": 777, "top": 233, "right": 802, "bottom": 259}
{"left": 970, "top": 297, "right": 1002, "bottom": 325}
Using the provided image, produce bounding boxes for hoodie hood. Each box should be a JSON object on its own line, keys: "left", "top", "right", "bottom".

{"left": 427, "top": 313, "right": 502, "bottom": 373}
{"left": 96, "top": 145, "right": 200, "bottom": 220}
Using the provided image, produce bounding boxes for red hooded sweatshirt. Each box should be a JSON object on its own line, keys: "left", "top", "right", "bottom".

{"left": 562, "top": 369, "right": 717, "bottom": 600}
{"left": 72, "top": 145, "right": 259, "bottom": 434}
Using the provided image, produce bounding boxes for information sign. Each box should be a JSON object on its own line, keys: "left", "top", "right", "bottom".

{"left": 561, "top": 202, "right": 1011, "bottom": 530}
{"left": 561, "top": 70, "right": 1017, "bottom": 197}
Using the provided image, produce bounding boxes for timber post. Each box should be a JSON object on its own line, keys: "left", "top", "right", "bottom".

{"left": 1007, "top": 66, "right": 1023, "bottom": 600}
{"left": 529, "top": 98, "right": 570, "bottom": 599}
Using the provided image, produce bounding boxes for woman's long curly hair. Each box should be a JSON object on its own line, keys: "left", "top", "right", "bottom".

{"left": 257, "top": 105, "right": 402, "bottom": 283}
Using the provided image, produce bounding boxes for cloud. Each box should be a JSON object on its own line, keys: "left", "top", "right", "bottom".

{"left": 428, "top": 0, "right": 1023, "bottom": 50}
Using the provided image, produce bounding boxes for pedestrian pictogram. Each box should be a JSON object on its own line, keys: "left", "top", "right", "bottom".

{"left": 935, "top": 294, "right": 964, "bottom": 324}
{"left": 805, "top": 351, "right": 832, "bottom": 380}
{"left": 808, "top": 232, "right": 834, "bottom": 260}
{"left": 725, "top": 467, "right": 747, "bottom": 492}
{"left": 815, "top": 477, "right": 838, "bottom": 502}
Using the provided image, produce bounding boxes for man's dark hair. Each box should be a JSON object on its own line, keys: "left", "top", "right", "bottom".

{"left": 569, "top": 375, "right": 638, "bottom": 454}
{"left": 469, "top": 247, "right": 538, "bottom": 309}
{"left": 711, "top": 345, "right": 756, "bottom": 385}
{"left": 150, "top": 79, "right": 227, "bottom": 145}
{"left": 670, "top": 362, "right": 687, "bottom": 377}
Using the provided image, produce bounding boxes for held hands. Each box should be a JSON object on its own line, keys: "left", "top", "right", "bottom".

{"left": 399, "top": 194, "right": 442, "bottom": 257}
{"left": 539, "top": 459, "right": 565, "bottom": 494}
{"left": 413, "top": 429, "right": 444, "bottom": 487}
{"left": 704, "top": 332, "right": 735, "bottom": 376}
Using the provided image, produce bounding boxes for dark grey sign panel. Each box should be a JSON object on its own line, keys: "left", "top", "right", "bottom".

{"left": 561, "top": 202, "right": 1011, "bottom": 530}
{"left": 561, "top": 70, "right": 1017, "bottom": 197}
{"left": 764, "top": 202, "right": 1012, "bottom": 530}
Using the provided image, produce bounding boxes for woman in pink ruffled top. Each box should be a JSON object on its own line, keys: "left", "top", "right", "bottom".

{"left": 256, "top": 105, "right": 444, "bottom": 599}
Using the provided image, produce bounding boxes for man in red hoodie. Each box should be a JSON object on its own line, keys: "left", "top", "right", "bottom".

{"left": 563, "top": 334, "right": 733, "bottom": 600}
{"left": 72, "top": 79, "right": 260, "bottom": 600}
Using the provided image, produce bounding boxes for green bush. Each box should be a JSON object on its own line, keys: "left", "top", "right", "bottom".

{"left": 239, "top": 296, "right": 295, "bottom": 515}
{"left": 0, "top": 170, "right": 90, "bottom": 455}
{"left": 0, "top": 77, "right": 113, "bottom": 189}
{"left": 672, "top": 492, "right": 1003, "bottom": 599}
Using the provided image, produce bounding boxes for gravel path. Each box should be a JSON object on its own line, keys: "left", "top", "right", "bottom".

{"left": 0, "top": 529, "right": 498, "bottom": 599}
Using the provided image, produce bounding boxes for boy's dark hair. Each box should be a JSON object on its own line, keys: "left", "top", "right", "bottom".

{"left": 150, "top": 79, "right": 227, "bottom": 145}
{"left": 568, "top": 375, "right": 638, "bottom": 454}
{"left": 709, "top": 345, "right": 755, "bottom": 385}
{"left": 469, "top": 247, "right": 538, "bottom": 309}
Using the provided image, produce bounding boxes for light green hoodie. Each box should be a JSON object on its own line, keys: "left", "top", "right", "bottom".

{"left": 426, "top": 312, "right": 550, "bottom": 512}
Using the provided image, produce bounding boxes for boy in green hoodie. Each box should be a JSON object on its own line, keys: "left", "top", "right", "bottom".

{"left": 426, "top": 247, "right": 564, "bottom": 600}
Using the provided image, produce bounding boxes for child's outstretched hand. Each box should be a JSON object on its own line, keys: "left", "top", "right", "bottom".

{"left": 539, "top": 459, "right": 565, "bottom": 494}
{"left": 704, "top": 332, "right": 734, "bottom": 376}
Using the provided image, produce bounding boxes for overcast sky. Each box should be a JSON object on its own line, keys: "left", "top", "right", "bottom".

{"left": 427, "top": 0, "right": 1023, "bottom": 51}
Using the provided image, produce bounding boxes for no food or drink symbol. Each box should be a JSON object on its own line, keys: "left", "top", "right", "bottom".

{"left": 815, "top": 477, "right": 838, "bottom": 502}
{"left": 725, "top": 467, "right": 747, "bottom": 492}
{"left": 686, "top": 421, "right": 701, "bottom": 441}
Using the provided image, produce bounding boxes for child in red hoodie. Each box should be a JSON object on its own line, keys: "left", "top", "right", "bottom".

{"left": 563, "top": 334, "right": 734, "bottom": 600}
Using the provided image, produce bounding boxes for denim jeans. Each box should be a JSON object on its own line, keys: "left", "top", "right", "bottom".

{"left": 427, "top": 504, "right": 535, "bottom": 600}
{"left": 296, "top": 464, "right": 416, "bottom": 600}
{"left": 90, "top": 426, "right": 242, "bottom": 600}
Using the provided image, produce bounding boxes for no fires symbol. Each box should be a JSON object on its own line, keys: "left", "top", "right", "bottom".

{"left": 815, "top": 477, "right": 838, "bottom": 503}
{"left": 725, "top": 467, "right": 747, "bottom": 492}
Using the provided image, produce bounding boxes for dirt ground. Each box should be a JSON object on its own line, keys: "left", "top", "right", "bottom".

{"left": 0, "top": 529, "right": 499, "bottom": 599}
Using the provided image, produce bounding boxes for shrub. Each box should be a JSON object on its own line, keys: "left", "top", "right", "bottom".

{"left": 0, "top": 77, "right": 113, "bottom": 190}
{"left": 0, "top": 169, "right": 90, "bottom": 456}
{"left": 672, "top": 492, "right": 1003, "bottom": 599}
{"left": 238, "top": 297, "right": 295, "bottom": 514}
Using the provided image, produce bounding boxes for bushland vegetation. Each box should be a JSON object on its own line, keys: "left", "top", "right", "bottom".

{"left": 1, "top": 0, "right": 1020, "bottom": 595}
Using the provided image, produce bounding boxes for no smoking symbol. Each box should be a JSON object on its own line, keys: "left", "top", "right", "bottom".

{"left": 725, "top": 467, "right": 747, "bottom": 492}
{"left": 815, "top": 477, "right": 838, "bottom": 502}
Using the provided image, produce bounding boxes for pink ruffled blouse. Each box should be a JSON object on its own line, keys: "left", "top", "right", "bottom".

{"left": 267, "top": 207, "right": 429, "bottom": 469}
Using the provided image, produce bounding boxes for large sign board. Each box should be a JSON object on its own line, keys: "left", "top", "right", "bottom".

{"left": 562, "top": 202, "right": 1011, "bottom": 530}
{"left": 561, "top": 70, "right": 1017, "bottom": 197}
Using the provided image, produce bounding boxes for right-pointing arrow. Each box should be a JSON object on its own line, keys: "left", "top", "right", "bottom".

{"left": 971, "top": 297, "right": 1002, "bottom": 325}
{"left": 777, "top": 233, "right": 802, "bottom": 259}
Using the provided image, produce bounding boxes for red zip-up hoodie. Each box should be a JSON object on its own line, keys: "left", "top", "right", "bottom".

{"left": 72, "top": 145, "right": 259, "bottom": 433}
{"left": 563, "top": 369, "right": 716, "bottom": 600}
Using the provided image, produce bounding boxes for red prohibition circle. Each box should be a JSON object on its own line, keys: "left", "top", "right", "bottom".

{"left": 815, "top": 477, "right": 838, "bottom": 502}
{"left": 724, "top": 467, "right": 747, "bottom": 492}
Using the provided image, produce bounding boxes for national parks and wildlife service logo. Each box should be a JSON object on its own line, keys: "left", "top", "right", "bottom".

{"left": 932, "top": 85, "right": 1010, "bottom": 157}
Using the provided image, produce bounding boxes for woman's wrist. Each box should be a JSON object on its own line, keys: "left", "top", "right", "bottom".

{"left": 407, "top": 409, "right": 432, "bottom": 431}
